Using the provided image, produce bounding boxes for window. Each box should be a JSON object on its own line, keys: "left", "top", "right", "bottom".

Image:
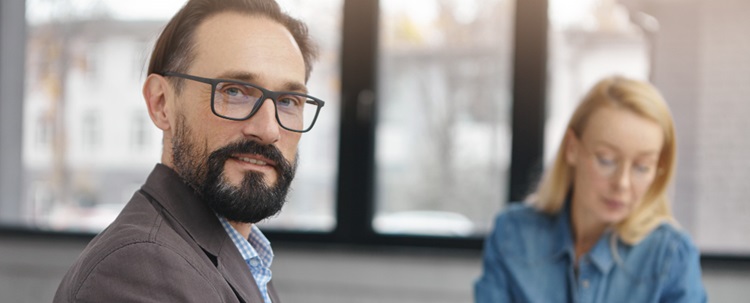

{"left": 547, "top": 0, "right": 750, "bottom": 255}
{"left": 374, "top": 0, "right": 515, "bottom": 236}
{"left": 16, "top": 0, "right": 342, "bottom": 232}
{"left": 80, "top": 111, "right": 100, "bottom": 151}
{"left": 257, "top": 0, "right": 343, "bottom": 232}
{"left": 34, "top": 113, "right": 52, "bottom": 149}
{"left": 2, "top": 0, "right": 747, "bottom": 257}
{"left": 546, "top": 0, "right": 649, "bottom": 163}
{"left": 129, "top": 111, "right": 150, "bottom": 152}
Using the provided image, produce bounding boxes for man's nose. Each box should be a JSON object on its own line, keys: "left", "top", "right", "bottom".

{"left": 241, "top": 98, "right": 280, "bottom": 145}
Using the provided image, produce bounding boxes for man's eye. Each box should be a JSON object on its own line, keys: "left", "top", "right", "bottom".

{"left": 224, "top": 87, "right": 244, "bottom": 97}
{"left": 278, "top": 96, "right": 300, "bottom": 107}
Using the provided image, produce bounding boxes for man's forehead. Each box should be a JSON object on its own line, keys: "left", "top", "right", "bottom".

{"left": 188, "top": 12, "right": 306, "bottom": 84}
{"left": 192, "top": 12, "right": 298, "bottom": 55}
{"left": 215, "top": 70, "right": 308, "bottom": 92}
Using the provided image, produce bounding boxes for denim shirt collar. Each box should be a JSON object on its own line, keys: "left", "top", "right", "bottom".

{"left": 553, "top": 200, "right": 616, "bottom": 275}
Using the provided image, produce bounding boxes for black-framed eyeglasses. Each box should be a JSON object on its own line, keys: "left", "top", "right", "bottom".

{"left": 161, "top": 72, "right": 325, "bottom": 133}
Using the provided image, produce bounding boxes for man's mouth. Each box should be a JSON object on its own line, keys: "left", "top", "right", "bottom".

{"left": 237, "top": 156, "right": 269, "bottom": 166}
{"left": 230, "top": 154, "right": 278, "bottom": 171}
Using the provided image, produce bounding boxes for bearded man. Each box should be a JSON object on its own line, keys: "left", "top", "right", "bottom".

{"left": 54, "top": 0, "right": 324, "bottom": 301}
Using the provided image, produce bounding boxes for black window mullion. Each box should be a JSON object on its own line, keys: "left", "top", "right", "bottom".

{"left": 509, "top": 0, "right": 548, "bottom": 203}
{"left": 335, "top": 0, "right": 380, "bottom": 243}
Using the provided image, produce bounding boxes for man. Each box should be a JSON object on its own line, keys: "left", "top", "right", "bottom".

{"left": 54, "top": 0, "right": 323, "bottom": 302}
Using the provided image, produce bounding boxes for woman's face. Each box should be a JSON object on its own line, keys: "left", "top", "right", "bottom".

{"left": 567, "top": 107, "right": 664, "bottom": 227}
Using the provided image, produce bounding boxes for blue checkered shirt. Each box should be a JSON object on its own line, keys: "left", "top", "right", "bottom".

{"left": 218, "top": 216, "right": 274, "bottom": 303}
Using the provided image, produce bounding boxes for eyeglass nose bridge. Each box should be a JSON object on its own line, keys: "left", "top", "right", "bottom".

{"left": 245, "top": 90, "right": 283, "bottom": 121}
{"left": 243, "top": 89, "right": 317, "bottom": 132}
{"left": 243, "top": 83, "right": 286, "bottom": 123}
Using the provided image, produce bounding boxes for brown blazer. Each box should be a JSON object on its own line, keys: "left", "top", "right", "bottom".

{"left": 54, "top": 164, "right": 280, "bottom": 303}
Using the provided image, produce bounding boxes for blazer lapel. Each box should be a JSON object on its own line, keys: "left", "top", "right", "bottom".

{"left": 142, "top": 164, "right": 266, "bottom": 303}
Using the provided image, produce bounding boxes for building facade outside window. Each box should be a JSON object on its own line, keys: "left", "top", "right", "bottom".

{"left": 374, "top": 0, "right": 515, "bottom": 236}
{"left": 19, "top": 0, "right": 342, "bottom": 232}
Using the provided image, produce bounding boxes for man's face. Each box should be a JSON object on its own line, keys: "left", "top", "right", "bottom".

{"left": 166, "top": 12, "right": 307, "bottom": 223}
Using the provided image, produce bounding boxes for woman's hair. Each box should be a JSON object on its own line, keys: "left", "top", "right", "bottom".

{"left": 529, "top": 76, "right": 678, "bottom": 244}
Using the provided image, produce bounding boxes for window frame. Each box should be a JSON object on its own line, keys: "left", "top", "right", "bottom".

{"left": 1, "top": 0, "right": 747, "bottom": 262}
{"left": 0, "top": 0, "right": 26, "bottom": 227}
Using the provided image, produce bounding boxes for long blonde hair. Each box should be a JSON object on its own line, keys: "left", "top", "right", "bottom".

{"left": 529, "top": 76, "right": 678, "bottom": 244}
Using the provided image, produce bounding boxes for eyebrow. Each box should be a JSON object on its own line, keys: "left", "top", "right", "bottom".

{"left": 593, "top": 140, "right": 661, "bottom": 157}
{"left": 215, "top": 70, "right": 308, "bottom": 93}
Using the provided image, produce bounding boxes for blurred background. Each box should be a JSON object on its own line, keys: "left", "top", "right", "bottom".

{"left": 1, "top": 0, "right": 749, "bottom": 302}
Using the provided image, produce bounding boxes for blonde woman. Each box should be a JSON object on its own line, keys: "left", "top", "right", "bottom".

{"left": 475, "top": 76, "right": 706, "bottom": 302}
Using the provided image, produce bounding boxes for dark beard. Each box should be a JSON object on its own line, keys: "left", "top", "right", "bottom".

{"left": 171, "top": 114, "right": 297, "bottom": 223}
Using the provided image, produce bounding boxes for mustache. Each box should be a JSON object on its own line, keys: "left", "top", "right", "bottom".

{"left": 209, "top": 139, "right": 293, "bottom": 173}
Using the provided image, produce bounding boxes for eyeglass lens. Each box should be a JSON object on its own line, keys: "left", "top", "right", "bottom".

{"left": 213, "top": 81, "right": 318, "bottom": 131}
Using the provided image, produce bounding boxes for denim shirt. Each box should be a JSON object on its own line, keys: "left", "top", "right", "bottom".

{"left": 475, "top": 203, "right": 707, "bottom": 303}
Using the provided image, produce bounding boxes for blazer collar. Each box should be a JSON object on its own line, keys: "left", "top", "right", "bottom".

{"left": 141, "top": 164, "right": 265, "bottom": 302}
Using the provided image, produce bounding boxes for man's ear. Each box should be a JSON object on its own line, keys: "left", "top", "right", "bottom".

{"left": 143, "top": 74, "right": 173, "bottom": 131}
{"left": 565, "top": 129, "right": 579, "bottom": 166}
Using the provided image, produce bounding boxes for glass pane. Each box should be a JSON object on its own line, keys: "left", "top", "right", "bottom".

{"left": 375, "top": 0, "right": 515, "bottom": 237}
{"left": 546, "top": 0, "right": 649, "bottom": 163}
{"left": 547, "top": 0, "right": 750, "bottom": 255}
{"left": 258, "top": 0, "right": 342, "bottom": 232}
{"left": 22, "top": 0, "right": 341, "bottom": 232}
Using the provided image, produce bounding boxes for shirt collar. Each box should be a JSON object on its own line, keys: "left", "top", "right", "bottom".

{"left": 217, "top": 216, "right": 274, "bottom": 268}
{"left": 552, "top": 202, "right": 575, "bottom": 262}
{"left": 587, "top": 231, "right": 616, "bottom": 274}
{"left": 248, "top": 224, "right": 274, "bottom": 267}
{"left": 552, "top": 200, "right": 616, "bottom": 274}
